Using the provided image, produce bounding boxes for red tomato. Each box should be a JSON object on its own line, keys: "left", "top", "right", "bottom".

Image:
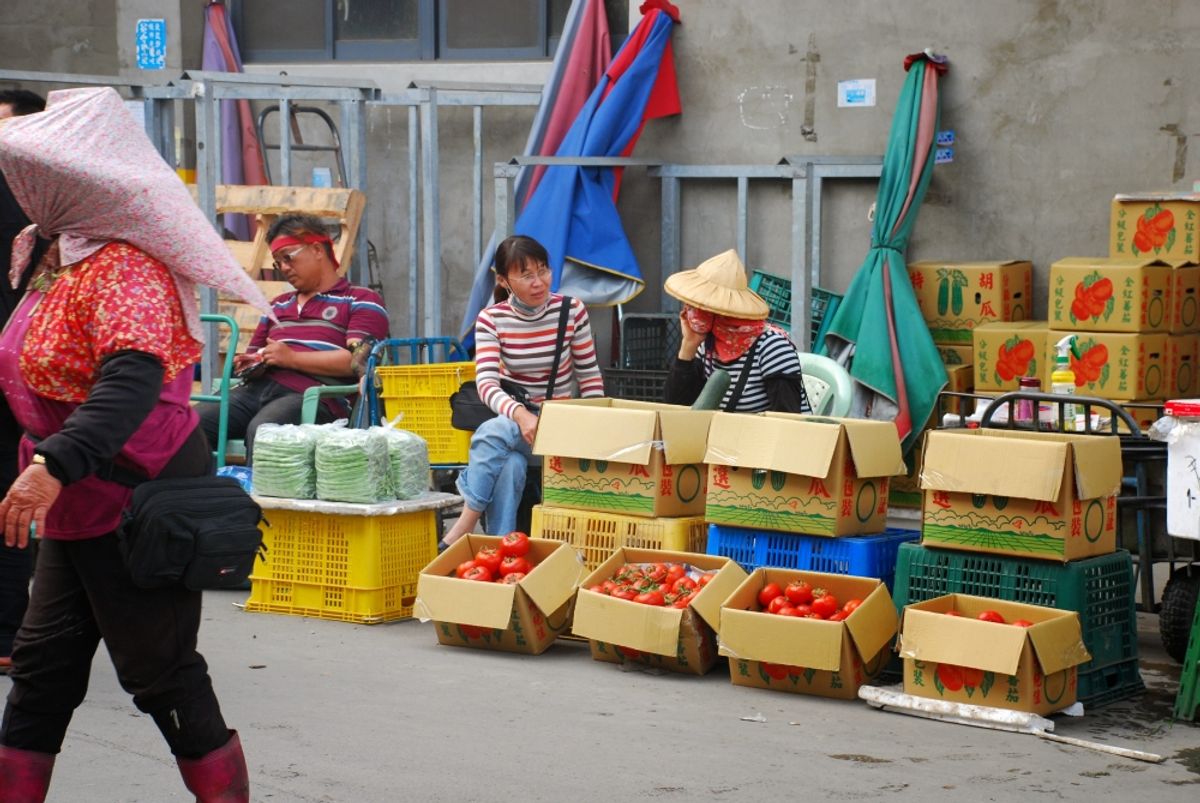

{"left": 462, "top": 565, "right": 493, "bottom": 582}
{"left": 610, "top": 585, "right": 638, "bottom": 601}
{"left": 792, "top": 603, "right": 812, "bottom": 617}
{"left": 977, "top": 610, "right": 1007, "bottom": 624}
{"left": 455, "top": 560, "right": 480, "bottom": 579}
{"left": 758, "top": 582, "right": 784, "bottom": 608}
{"left": 1011, "top": 619, "right": 1035, "bottom": 628}
{"left": 828, "top": 610, "right": 848, "bottom": 622}
{"left": 634, "top": 590, "right": 665, "bottom": 606}
{"left": 842, "top": 599, "right": 863, "bottom": 615}
{"left": 810, "top": 595, "right": 839, "bottom": 619}
{"left": 785, "top": 580, "right": 814, "bottom": 605}
{"left": 587, "top": 583, "right": 605, "bottom": 594}
{"left": 499, "top": 555, "right": 532, "bottom": 577}
{"left": 615, "top": 563, "right": 643, "bottom": 581}
{"left": 473, "top": 547, "right": 502, "bottom": 575}
{"left": 601, "top": 579, "right": 618, "bottom": 594}
{"left": 499, "top": 531, "right": 531, "bottom": 558}
{"left": 672, "top": 592, "right": 696, "bottom": 609}
{"left": 697, "top": 573, "right": 715, "bottom": 587}
{"left": 666, "top": 563, "right": 687, "bottom": 583}
{"left": 673, "top": 576, "right": 698, "bottom": 594}
{"left": 501, "top": 572, "right": 526, "bottom": 585}
{"left": 804, "top": 612, "right": 825, "bottom": 620}
{"left": 644, "top": 563, "right": 669, "bottom": 584}
{"left": 778, "top": 605, "right": 802, "bottom": 617}
{"left": 767, "top": 595, "right": 791, "bottom": 615}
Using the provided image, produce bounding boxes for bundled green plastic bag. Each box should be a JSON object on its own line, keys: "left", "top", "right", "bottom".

{"left": 251, "top": 424, "right": 320, "bottom": 499}
{"left": 378, "top": 424, "right": 430, "bottom": 500}
{"left": 315, "top": 428, "right": 392, "bottom": 503}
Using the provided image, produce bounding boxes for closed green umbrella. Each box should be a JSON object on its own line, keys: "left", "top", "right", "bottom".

{"left": 823, "top": 52, "right": 949, "bottom": 455}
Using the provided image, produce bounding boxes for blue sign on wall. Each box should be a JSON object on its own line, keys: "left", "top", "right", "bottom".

{"left": 136, "top": 19, "right": 167, "bottom": 71}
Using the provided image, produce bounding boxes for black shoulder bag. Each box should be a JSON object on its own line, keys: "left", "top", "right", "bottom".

{"left": 450, "top": 297, "right": 573, "bottom": 431}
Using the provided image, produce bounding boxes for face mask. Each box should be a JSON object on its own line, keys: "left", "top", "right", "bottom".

{"left": 684, "top": 306, "right": 714, "bottom": 334}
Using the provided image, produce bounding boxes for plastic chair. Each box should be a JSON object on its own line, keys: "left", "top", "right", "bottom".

{"left": 191, "top": 314, "right": 239, "bottom": 468}
{"left": 798, "top": 352, "right": 854, "bottom": 417}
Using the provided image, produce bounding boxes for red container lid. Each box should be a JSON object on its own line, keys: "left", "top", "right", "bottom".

{"left": 1164, "top": 399, "right": 1200, "bottom": 417}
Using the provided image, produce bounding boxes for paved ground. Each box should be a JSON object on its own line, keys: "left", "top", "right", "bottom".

{"left": 9, "top": 590, "right": 1197, "bottom": 802}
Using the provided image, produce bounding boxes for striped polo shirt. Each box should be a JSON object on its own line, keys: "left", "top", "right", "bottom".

{"left": 249, "top": 277, "right": 388, "bottom": 414}
{"left": 700, "top": 328, "right": 806, "bottom": 412}
{"left": 475, "top": 294, "right": 605, "bottom": 419}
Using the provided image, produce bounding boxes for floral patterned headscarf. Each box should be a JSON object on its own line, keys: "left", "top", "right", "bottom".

{"left": 0, "top": 87, "right": 270, "bottom": 341}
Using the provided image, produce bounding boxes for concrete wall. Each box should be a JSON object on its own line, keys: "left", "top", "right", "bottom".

{"left": 3, "top": 1, "right": 1199, "bottom": 354}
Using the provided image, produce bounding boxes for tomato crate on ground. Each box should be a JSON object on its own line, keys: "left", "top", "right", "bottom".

{"left": 705, "top": 524, "right": 919, "bottom": 590}
{"left": 531, "top": 505, "right": 707, "bottom": 571}
{"left": 619, "top": 313, "right": 682, "bottom": 370}
{"left": 375, "top": 361, "right": 474, "bottom": 464}
{"left": 246, "top": 498, "right": 446, "bottom": 624}
{"left": 746, "top": 270, "right": 843, "bottom": 344}
{"left": 893, "top": 543, "right": 1141, "bottom": 690}
{"left": 1078, "top": 658, "right": 1145, "bottom": 708}
{"left": 602, "top": 368, "right": 669, "bottom": 403}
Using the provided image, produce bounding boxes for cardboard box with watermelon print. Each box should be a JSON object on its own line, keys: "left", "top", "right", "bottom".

{"left": 1049, "top": 258, "right": 1172, "bottom": 333}
{"left": 908, "top": 260, "right": 1033, "bottom": 345}
{"left": 1110, "top": 192, "right": 1200, "bottom": 262}
{"left": 899, "top": 593, "right": 1091, "bottom": 715}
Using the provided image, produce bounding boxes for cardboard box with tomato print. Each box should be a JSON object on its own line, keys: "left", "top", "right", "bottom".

{"left": 1045, "top": 330, "right": 1167, "bottom": 401}
{"left": 572, "top": 549, "right": 747, "bottom": 675}
{"left": 899, "top": 594, "right": 1091, "bottom": 715}
{"left": 1166, "top": 334, "right": 1198, "bottom": 399}
{"left": 908, "top": 260, "right": 1033, "bottom": 345}
{"left": 415, "top": 535, "right": 587, "bottom": 655}
{"left": 1049, "top": 257, "right": 1172, "bottom": 334}
{"left": 972, "top": 321, "right": 1052, "bottom": 393}
{"left": 1110, "top": 192, "right": 1200, "bottom": 262}
{"left": 533, "top": 399, "right": 713, "bottom": 519}
{"left": 919, "top": 428, "right": 1123, "bottom": 562}
{"left": 718, "top": 569, "right": 897, "bottom": 699}
{"left": 703, "top": 413, "right": 905, "bottom": 536}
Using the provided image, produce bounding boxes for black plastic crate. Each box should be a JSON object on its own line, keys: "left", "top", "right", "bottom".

{"left": 619, "top": 314, "right": 681, "bottom": 370}
{"left": 603, "top": 369, "right": 668, "bottom": 402}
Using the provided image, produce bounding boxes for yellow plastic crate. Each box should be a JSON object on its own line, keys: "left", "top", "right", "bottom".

{"left": 531, "top": 505, "right": 708, "bottom": 571}
{"left": 376, "top": 362, "right": 475, "bottom": 465}
{"left": 245, "top": 507, "right": 437, "bottom": 624}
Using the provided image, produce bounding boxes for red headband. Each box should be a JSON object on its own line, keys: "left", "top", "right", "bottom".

{"left": 269, "top": 234, "right": 339, "bottom": 269}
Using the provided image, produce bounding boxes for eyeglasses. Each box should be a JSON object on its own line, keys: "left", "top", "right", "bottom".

{"left": 271, "top": 245, "right": 307, "bottom": 271}
{"left": 511, "top": 265, "right": 552, "bottom": 284}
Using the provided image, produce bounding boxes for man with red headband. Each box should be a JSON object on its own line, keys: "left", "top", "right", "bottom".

{"left": 197, "top": 213, "right": 388, "bottom": 460}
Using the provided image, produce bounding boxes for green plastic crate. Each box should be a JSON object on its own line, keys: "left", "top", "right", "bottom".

{"left": 747, "top": 271, "right": 842, "bottom": 345}
{"left": 893, "top": 543, "right": 1141, "bottom": 705}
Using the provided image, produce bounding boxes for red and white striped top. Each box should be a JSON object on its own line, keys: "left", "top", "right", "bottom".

{"left": 475, "top": 294, "right": 605, "bottom": 419}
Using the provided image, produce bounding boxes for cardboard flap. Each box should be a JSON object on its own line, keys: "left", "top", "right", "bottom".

{"left": 518, "top": 541, "right": 588, "bottom": 616}
{"left": 835, "top": 418, "right": 907, "bottom": 477}
{"left": 414, "top": 574, "right": 517, "bottom": 630}
{"left": 533, "top": 401, "right": 657, "bottom": 465}
{"left": 718, "top": 608, "right": 845, "bottom": 671}
{"left": 1069, "top": 438, "right": 1123, "bottom": 500}
{"left": 899, "top": 607, "right": 1027, "bottom": 676}
{"left": 571, "top": 589, "right": 686, "bottom": 656}
{"left": 657, "top": 409, "right": 715, "bottom": 464}
{"left": 689, "top": 560, "right": 748, "bottom": 633}
{"left": 1027, "top": 614, "right": 1091, "bottom": 675}
{"left": 843, "top": 584, "right": 898, "bottom": 660}
{"left": 704, "top": 413, "right": 840, "bottom": 477}
{"left": 919, "top": 431, "right": 1068, "bottom": 502}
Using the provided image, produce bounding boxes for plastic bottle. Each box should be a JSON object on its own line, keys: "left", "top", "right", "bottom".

{"left": 1051, "top": 335, "right": 1080, "bottom": 431}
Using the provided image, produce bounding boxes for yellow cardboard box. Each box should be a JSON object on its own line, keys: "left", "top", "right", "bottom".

{"left": 889, "top": 441, "right": 923, "bottom": 510}
{"left": 1047, "top": 330, "right": 1167, "bottom": 401}
{"left": 919, "top": 429, "right": 1122, "bottom": 562}
{"left": 415, "top": 535, "right": 587, "bottom": 655}
{"left": 1110, "top": 192, "right": 1200, "bottom": 262}
{"left": 900, "top": 594, "right": 1091, "bottom": 715}
{"left": 908, "top": 260, "right": 1033, "bottom": 345}
{"left": 533, "top": 399, "right": 713, "bottom": 518}
{"left": 1167, "top": 262, "right": 1200, "bottom": 333}
{"left": 703, "top": 413, "right": 904, "bottom": 536}
{"left": 572, "top": 549, "right": 747, "bottom": 675}
{"left": 973, "top": 321, "right": 1051, "bottom": 393}
{"left": 1049, "top": 257, "right": 1171, "bottom": 333}
{"left": 1166, "top": 333, "right": 1198, "bottom": 398}
{"left": 937, "top": 344, "right": 972, "bottom": 367}
{"left": 719, "top": 569, "right": 897, "bottom": 699}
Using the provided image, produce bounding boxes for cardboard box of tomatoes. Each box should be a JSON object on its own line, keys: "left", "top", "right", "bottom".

{"left": 571, "top": 549, "right": 747, "bottom": 675}
{"left": 717, "top": 569, "right": 898, "bottom": 699}
{"left": 898, "top": 593, "right": 1091, "bottom": 715}
{"left": 415, "top": 533, "right": 587, "bottom": 655}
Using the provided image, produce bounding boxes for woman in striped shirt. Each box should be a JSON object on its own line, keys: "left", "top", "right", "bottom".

{"left": 664, "top": 250, "right": 811, "bottom": 413}
{"left": 442, "top": 236, "right": 604, "bottom": 546}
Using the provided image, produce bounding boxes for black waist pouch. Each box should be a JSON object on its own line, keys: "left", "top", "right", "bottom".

{"left": 117, "top": 476, "right": 266, "bottom": 591}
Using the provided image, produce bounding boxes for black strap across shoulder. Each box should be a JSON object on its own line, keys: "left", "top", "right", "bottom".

{"left": 723, "top": 337, "right": 760, "bottom": 413}
{"left": 543, "top": 296, "right": 573, "bottom": 402}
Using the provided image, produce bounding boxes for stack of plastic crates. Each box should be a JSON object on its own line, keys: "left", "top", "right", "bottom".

{"left": 531, "top": 506, "right": 707, "bottom": 571}
{"left": 603, "top": 313, "right": 679, "bottom": 402}
{"left": 892, "top": 543, "right": 1144, "bottom": 707}
{"left": 747, "top": 270, "right": 843, "bottom": 348}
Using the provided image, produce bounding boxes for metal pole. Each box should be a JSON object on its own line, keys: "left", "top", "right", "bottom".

{"left": 736, "top": 175, "right": 749, "bottom": 264}
{"left": 493, "top": 162, "right": 513, "bottom": 239}
{"left": 660, "top": 176, "right": 681, "bottom": 312}
{"left": 419, "top": 88, "right": 441, "bottom": 337}
{"left": 408, "top": 104, "right": 420, "bottom": 338}
{"left": 472, "top": 105, "right": 483, "bottom": 270}
{"left": 341, "top": 95, "right": 369, "bottom": 286}
{"left": 279, "top": 97, "right": 291, "bottom": 186}
{"left": 195, "top": 87, "right": 221, "bottom": 390}
{"left": 791, "top": 170, "right": 810, "bottom": 351}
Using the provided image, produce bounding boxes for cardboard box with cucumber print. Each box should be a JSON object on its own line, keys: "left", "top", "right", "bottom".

{"left": 908, "top": 260, "right": 1032, "bottom": 345}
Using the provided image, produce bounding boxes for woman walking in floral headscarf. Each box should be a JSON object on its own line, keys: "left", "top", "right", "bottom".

{"left": 0, "top": 87, "right": 269, "bottom": 802}
{"left": 664, "top": 250, "right": 811, "bottom": 413}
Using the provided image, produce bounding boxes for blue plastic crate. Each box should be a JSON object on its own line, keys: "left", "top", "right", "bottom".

{"left": 706, "top": 524, "right": 920, "bottom": 590}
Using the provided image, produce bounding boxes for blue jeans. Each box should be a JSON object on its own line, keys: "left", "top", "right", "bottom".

{"left": 456, "top": 416, "right": 532, "bottom": 536}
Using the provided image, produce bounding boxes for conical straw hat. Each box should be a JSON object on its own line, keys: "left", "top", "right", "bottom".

{"left": 663, "top": 249, "right": 769, "bottom": 319}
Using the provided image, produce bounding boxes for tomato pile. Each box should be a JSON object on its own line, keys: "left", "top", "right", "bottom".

{"left": 1132, "top": 208, "right": 1174, "bottom": 254}
{"left": 453, "top": 531, "right": 535, "bottom": 584}
{"left": 1070, "top": 276, "right": 1114, "bottom": 323}
{"left": 755, "top": 580, "right": 862, "bottom": 621}
{"left": 943, "top": 608, "right": 1034, "bottom": 627}
{"left": 586, "top": 562, "right": 717, "bottom": 608}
